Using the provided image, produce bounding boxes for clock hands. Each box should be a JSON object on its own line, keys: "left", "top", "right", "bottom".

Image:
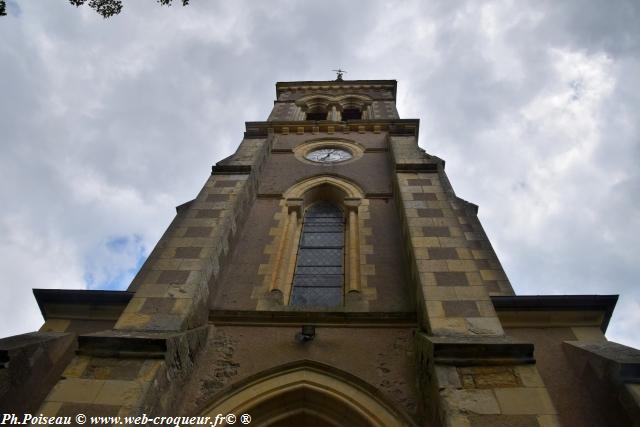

{"left": 306, "top": 148, "right": 351, "bottom": 163}
{"left": 321, "top": 149, "right": 335, "bottom": 161}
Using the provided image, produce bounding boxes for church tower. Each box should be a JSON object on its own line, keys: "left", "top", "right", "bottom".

{"left": 2, "top": 78, "right": 639, "bottom": 426}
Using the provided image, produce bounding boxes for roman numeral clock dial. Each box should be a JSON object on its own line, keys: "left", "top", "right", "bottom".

{"left": 305, "top": 148, "right": 353, "bottom": 163}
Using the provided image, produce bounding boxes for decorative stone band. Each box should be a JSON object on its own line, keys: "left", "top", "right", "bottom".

{"left": 208, "top": 310, "right": 417, "bottom": 327}
{"left": 243, "top": 119, "right": 419, "bottom": 139}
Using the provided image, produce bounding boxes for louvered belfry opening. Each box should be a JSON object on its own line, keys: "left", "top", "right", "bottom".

{"left": 290, "top": 202, "right": 345, "bottom": 307}
{"left": 306, "top": 111, "right": 328, "bottom": 120}
{"left": 341, "top": 108, "right": 362, "bottom": 120}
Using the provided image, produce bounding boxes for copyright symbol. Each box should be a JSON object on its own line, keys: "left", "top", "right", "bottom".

{"left": 226, "top": 414, "right": 236, "bottom": 424}
{"left": 76, "top": 414, "right": 86, "bottom": 424}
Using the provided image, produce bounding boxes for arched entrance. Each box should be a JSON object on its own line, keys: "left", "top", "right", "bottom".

{"left": 199, "top": 361, "right": 415, "bottom": 427}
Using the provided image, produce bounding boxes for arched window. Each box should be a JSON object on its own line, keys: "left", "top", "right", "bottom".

{"left": 341, "top": 108, "right": 362, "bottom": 121}
{"left": 290, "top": 202, "right": 344, "bottom": 307}
{"left": 261, "top": 177, "right": 367, "bottom": 311}
{"left": 305, "top": 110, "right": 328, "bottom": 121}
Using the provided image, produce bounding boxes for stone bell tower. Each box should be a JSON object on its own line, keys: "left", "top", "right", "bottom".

{"left": 1, "top": 77, "right": 639, "bottom": 427}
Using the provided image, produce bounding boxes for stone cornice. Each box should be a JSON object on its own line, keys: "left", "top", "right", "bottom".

{"left": 491, "top": 294, "right": 618, "bottom": 332}
{"left": 209, "top": 310, "right": 417, "bottom": 327}
{"left": 417, "top": 334, "right": 536, "bottom": 366}
{"left": 33, "top": 289, "right": 133, "bottom": 322}
{"left": 244, "top": 119, "right": 420, "bottom": 140}
{"left": 76, "top": 327, "right": 207, "bottom": 360}
{"left": 276, "top": 80, "right": 397, "bottom": 99}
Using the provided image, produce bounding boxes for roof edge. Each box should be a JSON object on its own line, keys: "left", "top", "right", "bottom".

{"left": 491, "top": 294, "right": 618, "bottom": 333}
{"left": 33, "top": 289, "right": 134, "bottom": 320}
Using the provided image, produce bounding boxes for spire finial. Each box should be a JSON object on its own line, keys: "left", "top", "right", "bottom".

{"left": 332, "top": 69, "right": 347, "bottom": 81}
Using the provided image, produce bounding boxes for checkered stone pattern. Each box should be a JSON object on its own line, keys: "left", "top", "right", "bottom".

{"left": 396, "top": 171, "right": 514, "bottom": 337}
{"left": 117, "top": 139, "right": 267, "bottom": 333}
{"left": 394, "top": 138, "right": 559, "bottom": 427}
{"left": 36, "top": 138, "right": 269, "bottom": 419}
{"left": 115, "top": 174, "right": 253, "bottom": 333}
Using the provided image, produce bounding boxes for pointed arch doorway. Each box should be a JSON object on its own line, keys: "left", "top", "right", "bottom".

{"left": 198, "top": 361, "right": 415, "bottom": 427}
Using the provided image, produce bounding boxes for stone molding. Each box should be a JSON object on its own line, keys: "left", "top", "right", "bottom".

{"left": 255, "top": 175, "right": 376, "bottom": 310}
{"left": 244, "top": 119, "right": 419, "bottom": 139}
{"left": 198, "top": 360, "right": 416, "bottom": 427}
{"left": 209, "top": 310, "right": 417, "bottom": 327}
{"left": 418, "top": 334, "right": 535, "bottom": 366}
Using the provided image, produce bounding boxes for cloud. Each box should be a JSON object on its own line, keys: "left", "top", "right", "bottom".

{"left": 0, "top": 0, "right": 638, "bottom": 349}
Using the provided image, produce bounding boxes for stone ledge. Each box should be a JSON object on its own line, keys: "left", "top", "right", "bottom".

{"left": 492, "top": 294, "right": 618, "bottom": 332}
{"left": 244, "top": 119, "right": 420, "bottom": 139}
{"left": 211, "top": 165, "right": 252, "bottom": 175}
{"left": 395, "top": 163, "right": 439, "bottom": 173}
{"left": 77, "top": 327, "right": 207, "bottom": 361}
{"left": 419, "top": 334, "right": 535, "bottom": 366}
{"left": 0, "top": 332, "right": 76, "bottom": 413}
{"left": 275, "top": 80, "right": 398, "bottom": 98}
{"left": 209, "top": 310, "right": 417, "bottom": 327}
{"left": 175, "top": 199, "right": 195, "bottom": 214}
{"left": 563, "top": 340, "right": 640, "bottom": 384}
{"left": 33, "top": 289, "right": 134, "bottom": 322}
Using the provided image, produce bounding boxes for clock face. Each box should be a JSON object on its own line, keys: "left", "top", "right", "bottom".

{"left": 305, "top": 148, "right": 353, "bottom": 163}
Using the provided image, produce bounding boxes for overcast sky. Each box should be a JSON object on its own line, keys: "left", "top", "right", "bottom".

{"left": 1, "top": 0, "right": 638, "bottom": 348}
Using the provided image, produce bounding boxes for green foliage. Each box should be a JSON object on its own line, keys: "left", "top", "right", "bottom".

{"left": 69, "top": 0, "right": 189, "bottom": 18}
{"left": 72, "top": 0, "right": 123, "bottom": 19}
{"left": 0, "top": 0, "right": 191, "bottom": 19}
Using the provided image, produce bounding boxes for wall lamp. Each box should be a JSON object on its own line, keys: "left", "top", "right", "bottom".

{"left": 295, "top": 325, "right": 316, "bottom": 343}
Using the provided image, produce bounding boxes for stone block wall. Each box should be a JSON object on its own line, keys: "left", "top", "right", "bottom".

{"left": 0, "top": 332, "right": 75, "bottom": 414}
{"left": 34, "top": 136, "right": 271, "bottom": 418}
{"left": 434, "top": 364, "right": 558, "bottom": 427}
{"left": 392, "top": 135, "right": 559, "bottom": 426}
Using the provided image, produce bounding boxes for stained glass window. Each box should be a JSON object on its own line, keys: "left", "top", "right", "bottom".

{"left": 290, "top": 202, "right": 344, "bottom": 307}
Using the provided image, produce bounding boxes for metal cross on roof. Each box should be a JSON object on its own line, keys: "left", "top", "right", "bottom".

{"left": 332, "top": 69, "right": 347, "bottom": 81}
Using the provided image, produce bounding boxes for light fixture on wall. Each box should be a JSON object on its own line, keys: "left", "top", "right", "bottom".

{"left": 295, "top": 325, "right": 316, "bottom": 343}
